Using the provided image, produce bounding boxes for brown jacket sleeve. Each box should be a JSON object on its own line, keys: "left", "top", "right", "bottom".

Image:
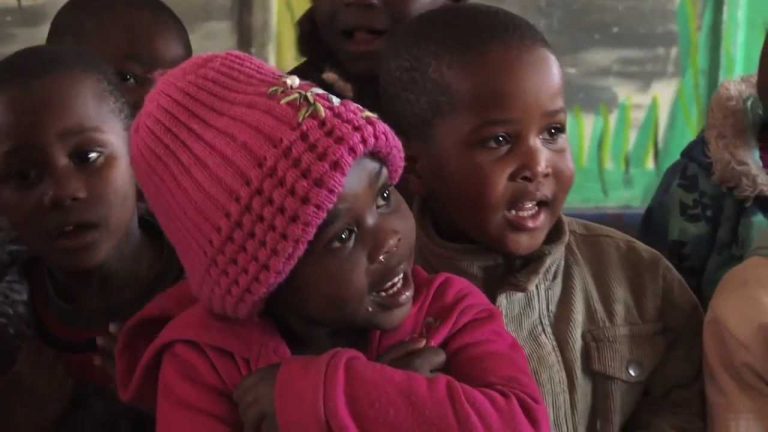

{"left": 704, "top": 257, "right": 768, "bottom": 432}
{"left": 627, "top": 257, "right": 705, "bottom": 431}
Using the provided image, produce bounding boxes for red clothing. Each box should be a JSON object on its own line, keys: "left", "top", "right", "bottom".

{"left": 117, "top": 267, "right": 549, "bottom": 431}
{"left": 27, "top": 264, "right": 112, "bottom": 387}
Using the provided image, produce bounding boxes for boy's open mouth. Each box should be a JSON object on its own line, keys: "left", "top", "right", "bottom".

{"left": 340, "top": 28, "right": 387, "bottom": 52}
{"left": 504, "top": 199, "right": 550, "bottom": 231}
{"left": 50, "top": 222, "right": 101, "bottom": 250}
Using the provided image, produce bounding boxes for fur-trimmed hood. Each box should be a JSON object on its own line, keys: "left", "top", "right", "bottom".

{"left": 705, "top": 75, "right": 768, "bottom": 201}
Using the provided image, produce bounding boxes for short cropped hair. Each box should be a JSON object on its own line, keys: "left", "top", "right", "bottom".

{"left": 380, "top": 3, "right": 551, "bottom": 143}
{"left": 46, "top": 0, "right": 191, "bottom": 56}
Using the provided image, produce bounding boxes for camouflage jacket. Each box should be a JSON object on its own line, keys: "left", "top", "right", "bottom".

{"left": 640, "top": 75, "right": 768, "bottom": 308}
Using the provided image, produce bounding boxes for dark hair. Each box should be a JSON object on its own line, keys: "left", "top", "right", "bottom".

{"left": 380, "top": 3, "right": 551, "bottom": 143}
{"left": 46, "top": 0, "right": 191, "bottom": 56}
{"left": 0, "top": 45, "right": 131, "bottom": 127}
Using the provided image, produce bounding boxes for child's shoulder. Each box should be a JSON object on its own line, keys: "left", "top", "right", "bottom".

{"left": 121, "top": 281, "right": 287, "bottom": 363}
{"left": 566, "top": 216, "right": 666, "bottom": 261}
{"left": 564, "top": 217, "right": 700, "bottom": 316}
{"left": 117, "top": 282, "right": 290, "bottom": 409}
{"left": 565, "top": 217, "right": 684, "bottom": 287}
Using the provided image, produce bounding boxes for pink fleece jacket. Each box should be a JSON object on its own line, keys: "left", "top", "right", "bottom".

{"left": 116, "top": 267, "right": 548, "bottom": 431}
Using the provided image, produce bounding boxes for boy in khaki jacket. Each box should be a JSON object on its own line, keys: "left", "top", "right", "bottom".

{"left": 380, "top": 4, "right": 705, "bottom": 431}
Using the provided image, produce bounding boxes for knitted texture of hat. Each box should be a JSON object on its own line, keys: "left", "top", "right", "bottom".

{"left": 130, "top": 51, "right": 404, "bottom": 319}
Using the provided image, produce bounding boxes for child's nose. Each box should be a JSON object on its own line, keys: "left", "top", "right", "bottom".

{"left": 43, "top": 168, "right": 87, "bottom": 207}
{"left": 371, "top": 231, "right": 402, "bottom": 265}
{"left": 512, "top": 144, "right": 552, "bottom": 184}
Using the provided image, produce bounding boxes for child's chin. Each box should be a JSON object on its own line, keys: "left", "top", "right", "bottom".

{"left": 372, "top": 302, "right": 414, "bottom": 332}
{"left": 499, "top": 230, "right": 550, "bottom": 257}
{"left": 43, "top": 248, "right": 108, "bottom": 273}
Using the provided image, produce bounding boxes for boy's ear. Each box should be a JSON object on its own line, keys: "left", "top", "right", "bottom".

{"left": 759, "top": 31, "right": 768, "bottom": 106}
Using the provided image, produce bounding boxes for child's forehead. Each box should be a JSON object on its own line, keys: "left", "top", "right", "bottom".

{"left": 0, "top": 73, "right": 118, "bottom": 138}
{"left": 445, "top": 47, "right": 563, "bottom": 106}
{"left": 5, "top": 70, "right": 100, "bottom": 101}
{"left": 73, "top": 10, "right": 189, "bottom": 63}
{"left": 319, "top": 158, "right": 388, "bottom": 228}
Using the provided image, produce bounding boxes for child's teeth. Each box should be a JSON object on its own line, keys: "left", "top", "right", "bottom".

{"left": 509, "top": 202, "right": 538, "bottom": 217}
{"left": 378, "top": 273, "right": 404, "bottom": 296}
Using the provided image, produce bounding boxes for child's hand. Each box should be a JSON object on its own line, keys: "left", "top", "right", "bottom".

{"left": 0, "top": 338, "right": 73, "bottom": 431}
{"left": 378, "top": 338, "right": 446, "bottom": 377}
{"left": 94, "top": 322, "right": 121, "bottom": 378}
{"left": 234, "top": 363, "right": 280, "bottom": 432}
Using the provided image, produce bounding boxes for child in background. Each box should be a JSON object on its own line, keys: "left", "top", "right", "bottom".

{"left": 704, "top": 229, "right": 768, "bottom": 430}
{"left": 116, "top": 51, "right": 548, "bottom": 432}
{"left": 0, "top": 46, "right": 183, "bottom": 432}
{"left": 0, "top": 0, "right": 192, "bottom": 293}
{"left": 640, "top": 34, "right": 768, "bottom": 308}
{"left": 379, "top": 4, "right": 704, "bottom": 431}
{"left": 290, "top": 0, "right": 463, "bottom": 113}
{"left": 46, "top": 0, "right": 193, "bottom": 117}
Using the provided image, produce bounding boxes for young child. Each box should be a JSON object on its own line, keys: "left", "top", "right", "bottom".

{"left": 0, "top": 46, "right": 183, "bottom": 431}
{"left": 704, "top": 229, "right": 768, "bottom": 430}
{"left": 640, "top": 34, "right": 768, "bottom": 308}
{"left": 290, "top": 0, "right": 463, "bottom": 113}
{"left": 0, "top": 0, "right": 192, "bottom": 289}
{"left": 115, "top": 51, "right": 549, "bottom": 431}
{"left": 46, "top": 0, "right": 193, "bottom": 117}
{"left": 379, "top": 4, "right": 704, "bottom": 431}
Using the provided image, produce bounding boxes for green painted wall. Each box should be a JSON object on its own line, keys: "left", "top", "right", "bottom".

{"left": 566, "top": 0, "right": 768, "bottom": 208}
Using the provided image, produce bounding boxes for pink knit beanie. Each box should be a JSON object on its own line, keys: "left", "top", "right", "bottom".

{"left": 130, "top": 51, "right": 404, "bottom": 319}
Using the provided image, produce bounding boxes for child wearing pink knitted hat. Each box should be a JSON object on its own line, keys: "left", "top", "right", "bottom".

{"left": 115, "top": 51, "right": 548, "bottom": 432}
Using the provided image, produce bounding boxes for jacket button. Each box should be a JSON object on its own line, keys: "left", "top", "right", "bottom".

{"left": 627, "top": 361, "right": 643, "bottom": 378}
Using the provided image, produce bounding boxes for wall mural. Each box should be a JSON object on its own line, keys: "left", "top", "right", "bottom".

{"left": 558, "top": 0, "right": 768, "bottom": 209}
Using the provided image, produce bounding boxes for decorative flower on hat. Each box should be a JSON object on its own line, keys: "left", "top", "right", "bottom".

{"left": 268, "top": 74, "right": 377, "bottom": 123}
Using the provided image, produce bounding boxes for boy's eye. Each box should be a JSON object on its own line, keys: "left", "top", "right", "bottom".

{"left": 116, "top": 71, "right": 138, "bottom": 86}
{"left": 376, "top": 184, "right": 393, "bottom": 208}
{"left": 542, "top": 124, "right": 566, "bottom": 142}
{"left": 71, "top": 150, "right": 103, "bottom": 166}
{"left": 331, "top": 227, "right": 357, "bottom": 248}
{"left": 483, "top": 133, "right": 512, "bottom": 149}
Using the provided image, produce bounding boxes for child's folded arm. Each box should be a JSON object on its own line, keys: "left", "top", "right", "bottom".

{"left": 155, "top": 342, "right": 245, "bottom": 432}
{"left": 275, "top": 277, "right": 549, "bottom": 432}
{"left": 624, "top": 260, "right": 705, "bottom": 432}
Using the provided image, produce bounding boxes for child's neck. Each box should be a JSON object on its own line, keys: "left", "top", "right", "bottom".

{"left": 46, "top": 215, "right": 163, "bottom": 321}
{"left": 268, "top": 311, "right": 368, "bottom": 356}
{"left": 426, "top": 201, "right": 481, "bottom": 247}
